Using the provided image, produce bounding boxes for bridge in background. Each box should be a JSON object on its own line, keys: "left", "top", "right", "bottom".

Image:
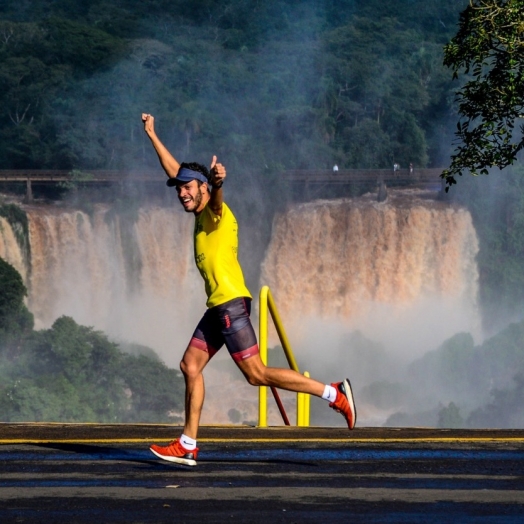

{"left": 284, "top": 167, "right": 446, "bottom": 201}
{"left": 0, "top": 170, "right": 162, "bottom": 202}
{"left": 0, "top": 168, "right": 447, "bottom": 202}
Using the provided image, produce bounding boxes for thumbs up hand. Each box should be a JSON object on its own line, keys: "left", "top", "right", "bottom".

{"left": 210, "top": 155, "right": 225, "bottom": 188}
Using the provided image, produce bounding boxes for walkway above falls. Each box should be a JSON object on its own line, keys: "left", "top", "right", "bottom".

{"left": 0, "top": 167, "right": 447, "bottom": 202}
{"left": 285, "top": 168, "right": 446, "bottom": 201}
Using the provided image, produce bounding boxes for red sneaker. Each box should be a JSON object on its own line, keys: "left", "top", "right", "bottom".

{"left": 150, "top": 439, "right": 199, "bottom": 466}
{"left": 329, "top": 379, "right": 357, "bottom": 430}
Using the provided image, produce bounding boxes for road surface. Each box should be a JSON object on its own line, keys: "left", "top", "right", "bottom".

{"left": 1, "top": 424, "right": 523, "bottom": 523}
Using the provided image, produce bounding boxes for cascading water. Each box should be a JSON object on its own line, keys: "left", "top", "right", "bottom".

{"left": 1, "top": 204, "right": 206, "bottom": 367}
{"left": 262, "top": 191, "right": 478, "bottom": 320}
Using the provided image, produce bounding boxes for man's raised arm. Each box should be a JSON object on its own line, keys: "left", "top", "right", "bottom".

{"left": 141, "top": 114, "right": 180, "bottom": 179}
{"left": 208, "top": 155, "right": 225, "bottom": 217}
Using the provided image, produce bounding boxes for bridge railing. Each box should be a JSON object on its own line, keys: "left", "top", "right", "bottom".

{"left": 285, "top": 168, "right": 444, "bottom": 182}
{"left": 284, "top": 168, "right": 446, "bottom": 202}
{"left": 0, "top": 170, "right": 163, "bottom": 182}
{"left": 0, "top": 167, "right": 445, "bottom": 183}
{"left": 0, "top": 168, "right": 446, "bottom": 204}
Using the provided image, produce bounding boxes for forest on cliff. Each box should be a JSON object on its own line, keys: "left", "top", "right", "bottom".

{"left": 0, "top": 0, "right": 465, "bottom": 172}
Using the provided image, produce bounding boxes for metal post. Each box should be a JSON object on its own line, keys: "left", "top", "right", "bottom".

{"left": 438, "top": 177, "right": 447, "bottom": 201}
{"left": 304, "top": 371, "right": 311, "bottom": 426}
{"left": 267, "top": 289, "right": 299, "bottom": 372}
{"left": 258, "top": 287, "right": 269, "bottom": 427}
{"left": 297, "top": 371, "right": 311, "bottom": 427}
{"left": 25, "top": 179, "right": 33, "bottom": 203}
{"left": 377, "top": 175, "right": 387, "bottom": 202}
{"left": 297, "top": 391, "right": 305, "bottom": 426}
{"left": 259, "top": 285, "right": 306, "bottom": 427}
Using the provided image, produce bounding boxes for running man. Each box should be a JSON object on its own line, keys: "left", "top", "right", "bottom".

{"left": 142, "top": 113, "right": 356, "bottom": 466}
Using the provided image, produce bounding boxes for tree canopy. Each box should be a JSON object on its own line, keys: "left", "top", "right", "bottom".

{"left": 0, "top": 257, "right": 33, "bottom": 349}
{"left": 443, "top": 0, "right": 524, "bottom": 188}
{"left": 0, "top": 313, "right": 184, "bottom": 422}
{"left": 0, "top": 0, "right": 466, "bottom": 172}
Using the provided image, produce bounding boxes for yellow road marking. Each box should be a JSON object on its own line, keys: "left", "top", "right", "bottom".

{"left": 1, "top": 437, "right": 524, "bottom": 444}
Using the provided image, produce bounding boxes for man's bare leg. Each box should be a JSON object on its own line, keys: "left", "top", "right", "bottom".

{"left": 180, "top": 345, "right": 210, "bottom": 440}
{"left": 235, "top": 353, "right": 325, "bottom": 396}
{"left": 235, "top": 352, "right": 356, "bottom": 429}
{"left": 149, "top": 345, "right": 209, "bottom": 465}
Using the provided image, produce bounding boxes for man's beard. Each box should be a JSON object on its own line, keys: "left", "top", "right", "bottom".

{"left": 181, "top": 188, "right": 203, "bottom": 213}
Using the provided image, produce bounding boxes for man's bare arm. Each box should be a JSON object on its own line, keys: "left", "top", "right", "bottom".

{"left": 141, "top": 114, "right": 180, "bottom": 179}
{"left": 208, "top": 155, "right": 225, "bottom": 217}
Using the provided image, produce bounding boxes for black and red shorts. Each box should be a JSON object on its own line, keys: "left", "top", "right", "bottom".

{"left": 190, "top": 297, "right": 259, "bottom": 363}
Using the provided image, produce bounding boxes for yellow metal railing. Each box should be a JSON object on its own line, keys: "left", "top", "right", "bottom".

{"left": 258, "top": 285, "right": 310, "bottom": 427}
{"left": 297, "top": 371, "right": 311, "bottom": 426}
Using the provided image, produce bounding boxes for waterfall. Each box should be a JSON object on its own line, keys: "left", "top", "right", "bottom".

{"left": 1, "top": 205, "right": 206, "bottom": 367}
{"left": 260, "top": 190, "right": 480, "bottom": 376}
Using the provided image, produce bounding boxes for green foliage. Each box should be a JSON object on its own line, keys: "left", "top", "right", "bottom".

{"left": 119, "top": 353, "right": 183, "bottom": 423}
{"left": 343, "top": 119, "right": 392, "bottom": 169}
{"left": 0, "top": 315, "right": 184, "bottom": 422}
{"left": 41, "top": 18, "right": 126, "bottom": 76}
{"left": 0, "top": 257, "right": 33, "bottom": 348}
{"left": 338, "top": 331, "right": 397, "bottom": 385}
{"left": 467, "top": 374, "right": 524, "bottom": 428}
{"left": 407, "top": 320, "right": 524, "bottom": 428}
{"left": 17, "top": 316, "right": 127, "bottom": 421}
{"left": 0, "top": 15, "right": 126, "bottom": 169}
{"left": 37, "top": 317, "right": 120, "bottom": 382}
{"left": 475, "top": 320, "right": 524, "bottom": 387}
{"left": 118, "top": 341, "right": 161, "bottom": 361}
{"left": 0, "top": 2, "right": 466, "bottom": 172}
{"left": 320, "top": 15, "right": 434, "bottom": 168}
{"left": 359, "top": 380, "right": 411, "bottom": 410}
{"left": 409, "top": 332, "right": 477, "bottom": 399}
{"left": 0, "top": 21, "right": 67, "bottom": 167}
{"left": 1, "top": 378, "right": 73, "bottom": 422}
{"left": 442, "top": 0, "right": 524, "bottom": 189}
{"left": 453, "top": 164, "right": 524, "bottom": 324}
{"left": 0, "top": 198, "right": 176, "bottom": 426}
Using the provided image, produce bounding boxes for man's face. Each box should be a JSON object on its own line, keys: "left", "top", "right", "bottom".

{"left": 175, "top": 179, "right": 205, "bottom": 213}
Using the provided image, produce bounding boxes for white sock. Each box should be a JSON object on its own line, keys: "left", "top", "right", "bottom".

{"left": 180, "top": 434, "right": 197, "bottom": 450}
{"left": 322, "top": 385, "right": 337, "bottom": 403}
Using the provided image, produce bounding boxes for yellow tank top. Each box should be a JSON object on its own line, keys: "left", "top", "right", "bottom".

{"left": 194, "top": 202, "right": 252, "bottom": 307}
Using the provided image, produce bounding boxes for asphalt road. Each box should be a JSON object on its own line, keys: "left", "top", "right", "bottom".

{"left": 1, "top": 424, "right": 524, "bottom": 523}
